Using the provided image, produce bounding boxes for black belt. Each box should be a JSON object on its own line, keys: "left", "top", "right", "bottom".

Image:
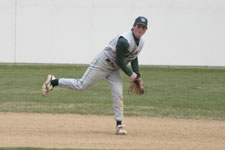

{"left": 106, "top": 58, "right": 116, "bottom": 67}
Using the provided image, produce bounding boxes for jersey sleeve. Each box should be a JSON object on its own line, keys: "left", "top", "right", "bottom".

{"left": 116, "top": 37, "right": 133, "bottom": 76}
{"left": 131, "top": 57, "right": 141, "bottom": 78}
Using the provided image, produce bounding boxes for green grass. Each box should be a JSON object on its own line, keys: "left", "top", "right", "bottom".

{"left": 0, "top": 63, "right": 225, "bottom": 120}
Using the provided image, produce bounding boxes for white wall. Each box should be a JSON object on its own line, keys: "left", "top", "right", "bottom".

{"left": 0, "top": 0, "right": 15, "bottom": 63}
{"left": 1, "top": 0, "right": 225, "bottom": 66}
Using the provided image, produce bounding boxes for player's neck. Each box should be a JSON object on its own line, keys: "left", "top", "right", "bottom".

{"left": 132, "top": 31, "right": 140, "bottom": 46}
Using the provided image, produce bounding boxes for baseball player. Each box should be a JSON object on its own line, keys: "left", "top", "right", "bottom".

{"left": 41, "top": 16, "right": 148, "bottom": 135}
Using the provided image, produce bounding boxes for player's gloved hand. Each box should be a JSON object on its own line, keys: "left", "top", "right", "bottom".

{"left": 128, "top": 77, "right": 145, "bottom": 95}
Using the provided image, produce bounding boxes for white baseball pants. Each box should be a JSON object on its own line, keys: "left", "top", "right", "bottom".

{"left": 58, "top": 51, "right": 124, "bottom": 121}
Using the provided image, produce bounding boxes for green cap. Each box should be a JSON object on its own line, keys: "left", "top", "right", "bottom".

{"left": 134, "top": 16, "right": 148, "bottom": 28}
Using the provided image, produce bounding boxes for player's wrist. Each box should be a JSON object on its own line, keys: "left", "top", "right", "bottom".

{"left": 129, "top": 72, "right": 137, "bottom": 81}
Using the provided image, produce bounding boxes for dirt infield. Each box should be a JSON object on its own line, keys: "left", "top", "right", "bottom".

{"left": 0, "top": 112, "right": 224, "bottom": 150}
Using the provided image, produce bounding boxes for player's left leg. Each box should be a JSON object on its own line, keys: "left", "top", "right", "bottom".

{"left": 58, "top": 64, "right": 108, "bottom": 91}
{"left": 106, "top": 70, "right": 127, "bottom": 135}
{"left": 57, "top": 51, "right": 114, "bottom": 91}
{"left": 41, "top": 51, "right": 111, "bottom": 96}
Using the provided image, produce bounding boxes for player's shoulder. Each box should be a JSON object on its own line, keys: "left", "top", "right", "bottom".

{"left": 117, "top": 36, "right": 129, "bottom": 48}
{"left": 119, "top": 31, "right": 132, "bottom": 38}
{"left": 118, "top": 31, "right": 133, "bottom": 42}
{"left": 118, "top": 36, "right": 128, "bottom": 42}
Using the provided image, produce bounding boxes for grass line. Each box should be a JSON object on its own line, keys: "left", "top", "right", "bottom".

{"left": 0, "top": 64, "right": 225, "bottom": 120}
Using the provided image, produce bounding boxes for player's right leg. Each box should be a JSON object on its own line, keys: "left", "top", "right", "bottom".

{"left": 106, "top": 70, "right": 127, "bottom": 135}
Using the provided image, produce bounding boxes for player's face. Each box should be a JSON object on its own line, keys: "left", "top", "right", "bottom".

{"left": 133, "top": 24, "right": 147, "bottom": 39}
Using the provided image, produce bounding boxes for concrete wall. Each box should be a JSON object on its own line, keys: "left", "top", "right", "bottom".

{"left": 1, "top": 0, "right": 225, "bottom": 66}
{"left": 0, "top": 0, "right": 15, "bottom": 62}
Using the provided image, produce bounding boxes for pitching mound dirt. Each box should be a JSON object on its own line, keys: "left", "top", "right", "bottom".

{"left": 0, "top": 112, "right": 224, "bottom": 150}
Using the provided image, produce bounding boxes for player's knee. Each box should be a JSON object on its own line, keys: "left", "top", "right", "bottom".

{"left": 76, "top": 83, "right": 89, "bottom": 91}
{"left": 70, "top": 80, "right": 89, "bottom": 91}
{"left": 112, "top": 92, "right": 123, "bottom": 99}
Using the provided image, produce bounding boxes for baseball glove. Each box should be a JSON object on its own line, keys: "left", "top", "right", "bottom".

{"left": 129, "top": 78, "right": 145, "bottom": 95}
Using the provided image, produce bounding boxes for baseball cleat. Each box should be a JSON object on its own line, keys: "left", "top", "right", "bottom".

{"left": 41, "top": 74, "right": 56, "bottom": 96}
{"left": 116, "top": 125, "right": 127, "bottom": 135}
